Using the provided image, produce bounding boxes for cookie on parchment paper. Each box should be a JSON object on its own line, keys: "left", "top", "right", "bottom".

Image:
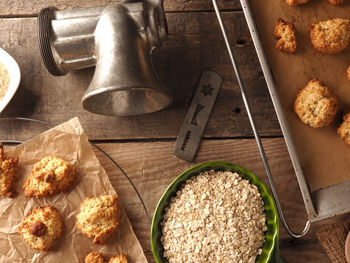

{"left": 0, "top": 143, "right": 18, "bottom": 197}
{"left": 18, "top": 206, "right": 63, "bottom": 251}
{"left": 23, "top": 156, "right": 76, "bottom": 198}
{"left": 85, "top": 252, "right": 128, "bottom": 263}
{"left": 285, "top": 0, "right": 309, "bottom": 5}
{"left": 76, "top": 195, "right": 122, "bottom": 244}
{"left": 294, "top": 79, "right": 338, "bottom": 128}
{"left": 85, "top": 252, "right": 105, "bottom": 263}
{"left": 310, "top": 18, "right": 350, "bottom": 54}
{"left": 109, "top": 254, "right": 128, "bottom": 263}
{"left": 327, "top": 0, "right": 344, "bottom": 5}
{"left": 274, "top": 19, "right": 297, "bottom": 53}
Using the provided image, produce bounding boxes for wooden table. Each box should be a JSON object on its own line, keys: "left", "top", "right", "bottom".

{"left": 1, "top": 0, "right": 343, "bottom": 262}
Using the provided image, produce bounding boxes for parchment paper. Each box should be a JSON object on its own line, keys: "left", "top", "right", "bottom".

{"left": 0, "top": 117, "right": 148, "bottom": 263}
{"left": 249, "top": 0, "right": 350, "bottom": 191}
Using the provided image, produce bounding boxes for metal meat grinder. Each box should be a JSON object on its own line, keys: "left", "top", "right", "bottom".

{"left": 37, "top": 1, "right": 172, "bottom": 116}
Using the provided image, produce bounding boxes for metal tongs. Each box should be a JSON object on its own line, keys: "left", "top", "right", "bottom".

{"left": 211, "top": 0, "right": 310, "bottom": 238}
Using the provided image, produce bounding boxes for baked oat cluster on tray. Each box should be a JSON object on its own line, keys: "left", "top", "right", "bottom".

{"left": 337, "top": 112, "right": 350, "bottom": 146}
{"left": 23, "top": 155, "right": 76, "bottom": 198}
{"left": 276, "top": 7, "right": 350, "bottom": 145}
{"left": 161, "top": 170, "right": 267, "bottom": 263}
{"left": 274, "top": 19, "right": 297, "bottom": 53}
{"left": 294, "top": 79, "right": 338, "bottom": 128}
{"left": 0, "top": 143, "right": 18, "bottom": 197}
{"left": 285, "top": 0, "right": 309, "bottom": 5}
{"left": 286, "top": 0, "right": 344, "bottom": 5}
{"left": 310, "top": 18, "right": 350, "bottom": 54}
{"left": 76, "top": 195, "right": 122, "bottom": 244}
{"left": 18, "top": 206, "right": 63, "bottom": 251}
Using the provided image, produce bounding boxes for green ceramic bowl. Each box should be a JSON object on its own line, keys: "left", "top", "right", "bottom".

{"left": 151, "top": 161, "right": 282, "bottom": 263}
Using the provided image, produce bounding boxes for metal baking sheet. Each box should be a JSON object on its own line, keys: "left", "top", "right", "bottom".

{"left": 240, "top": 0, "right": 350, "bottom": 222}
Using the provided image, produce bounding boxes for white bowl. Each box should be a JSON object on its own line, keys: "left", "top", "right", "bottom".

{"left": 0, "top": 47, "right": 21, "bottom": 113}
{"left": 346, "top": 231, "right": 350, "bottom": 263}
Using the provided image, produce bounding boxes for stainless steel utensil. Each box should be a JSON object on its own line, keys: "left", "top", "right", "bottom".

{"left": 173, "top": 71, "right": 223, "bottom": 161}
{"left": 212, "top": 0, "right": 310, "bottom": 238}
{"left": 38, "top": 1, "right": 171, "bottom": 116}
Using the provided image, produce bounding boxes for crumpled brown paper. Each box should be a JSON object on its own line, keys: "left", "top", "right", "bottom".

{"left": 0, "top": 117, "right": 147, "bottom": 263}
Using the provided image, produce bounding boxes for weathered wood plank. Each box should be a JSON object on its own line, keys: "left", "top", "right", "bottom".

{"left": 0, "top": 0, "right": 240, "bottom": 16}
{"left": 0, "top": 12, "right": 281, "bottom": 141}
{"left": 90, "top": 138, "right": 334, "bottom": 263}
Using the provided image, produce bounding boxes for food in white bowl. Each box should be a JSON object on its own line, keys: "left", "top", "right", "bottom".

{"left": 0, "top": 61, "right": 10, "bottom": 101}
{"left": 161, "top": 170, "right": 267, "bottom": 263}
{"left": 0, "top": 47, "right": 20, "bottom": 113}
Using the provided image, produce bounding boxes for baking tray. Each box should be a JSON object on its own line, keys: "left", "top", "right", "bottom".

{"left": 240, "top": 0, "right": 350, "bottom": 223}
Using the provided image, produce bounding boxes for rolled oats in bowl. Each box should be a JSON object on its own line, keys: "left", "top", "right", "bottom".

{"left": 160, "top": 170, "right": 267, "bottom": 263}
{"left": 0, "top": 61, "right": 10, "bottom": 101}
{"left": 0, "top": 47, "right": 21, "bottom": 114}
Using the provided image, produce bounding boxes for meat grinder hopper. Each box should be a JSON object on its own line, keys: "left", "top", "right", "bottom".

{"left": 37, "top": 1, "right": 172, "bottom": 116}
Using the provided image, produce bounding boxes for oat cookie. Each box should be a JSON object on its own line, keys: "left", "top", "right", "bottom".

{"left": 18, "top": 206, "right": 63, "bottom": 251}
{"left": 85, "top": 252, "right": 105, "bottom": 263}
{"left": 23, "top": 156, "right": 76, "bottom": 198}
{"left": 274, "top": 19, "right": 297, "bottom": 53}
{"left": 286, "top": 0, "right": 308, "bottom": 5}
{"left": 310, "top": 18, "right": 350, "bottom": 54}
{"left": 108, "top": 254, "right": 128, "bottom": 263}
{"left": 327, "top": 0, "right": 344, "bottom": 5}
{"left": 347, "top": 65, "right": 350, "bottom": 80}
{"left": 0, "top": 143, "right": 18, "bottom": 197}
{"left": 76, "top": 195, "right": 122, "bottom": 244}
{"left": 337, "top": 112, "right": 350, "bottom": 146}
{"left": 294, "top": 79, "right": 338, "bottom": 128}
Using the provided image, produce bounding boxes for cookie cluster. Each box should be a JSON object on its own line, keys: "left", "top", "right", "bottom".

{"left": 285, "top": 0, "right": 344, "bottom": 6}
{"left": 310, "top": 18, "right": 350, "bottom": 54}
{"left": 274, "top": 5, "right": 349, "bottom": 79}
{"left": 23, "top": 156, "right": 76, "bottom": 198}
{"left": 294, "top": 79, "right": 338, "bottom": 128}
{"left": 273, "top": 3, "right": 350, "bottom": 146}
{"left": 293, "top": 79, "right": 350, "bottom": 146}
{"left": 18, "top": 206, "right": 63, "bottom": 251}
{"left": 0, "top": 150, "right": 126, "bottom": 259}
{"left": 76, "top": 195, "right": 122, "bottom": 245}
{"left": 274, "top": 17, "right": 350, "bottom": 55}
{"left": 0, "top": 144, "right": 18, "bottom": 197}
